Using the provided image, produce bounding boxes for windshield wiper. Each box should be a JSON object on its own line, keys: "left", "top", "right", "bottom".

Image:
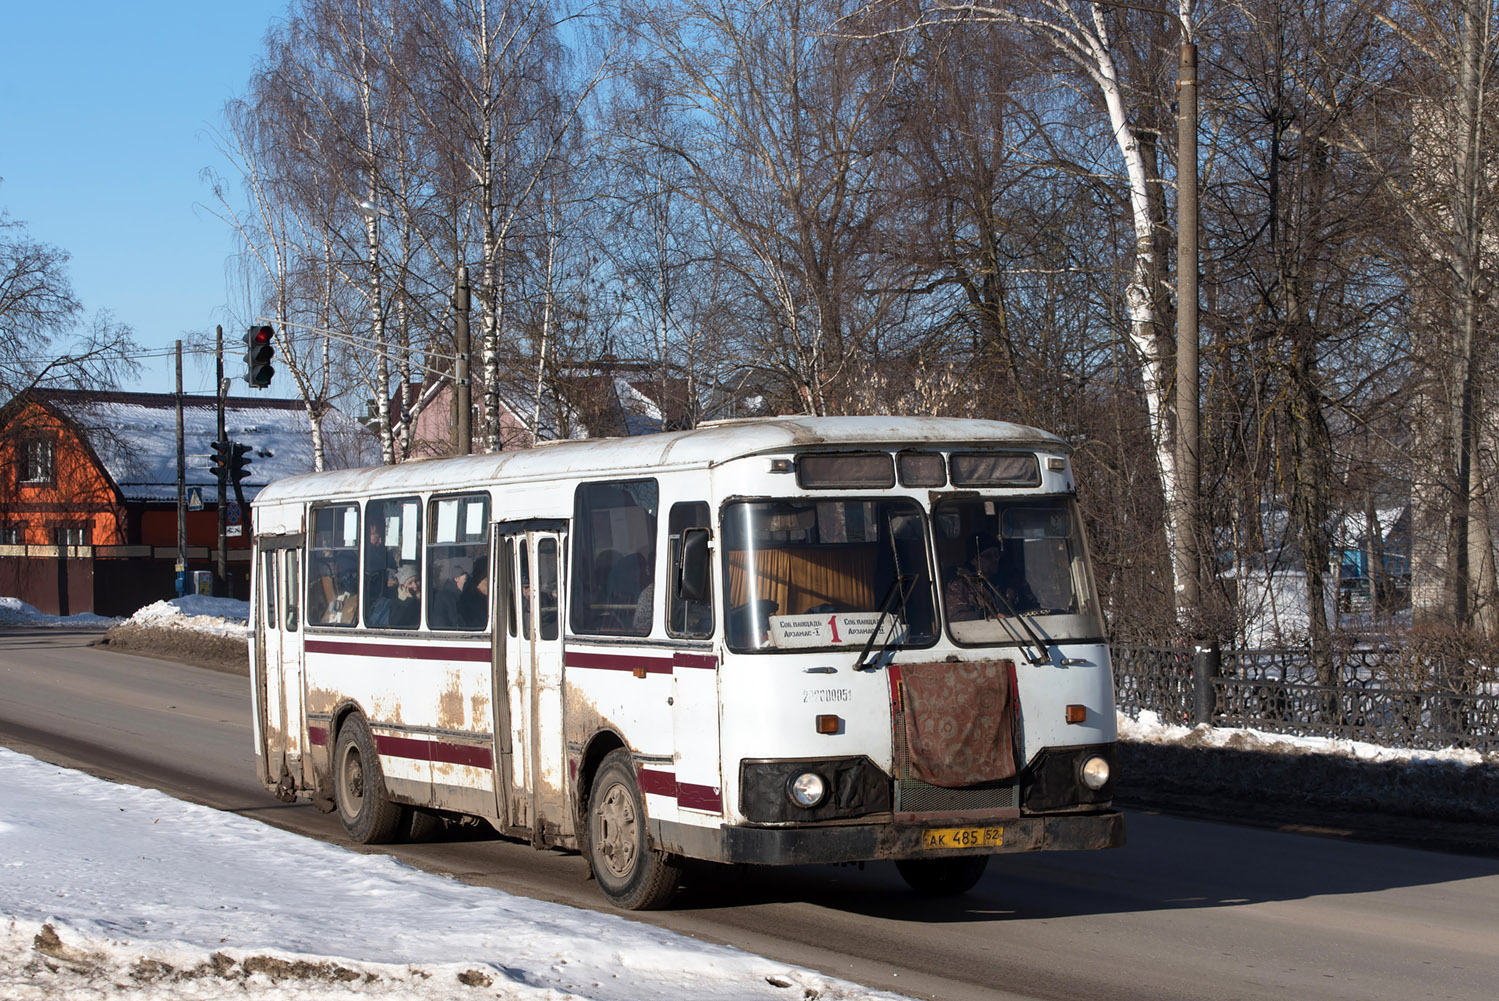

{"left": 854, "top": 572, "right": 916, "bottom": 671}
{"left": 955, "top": 567, "right": 1051, "bottom": 665}
{"left": 855, "top": 524, "right": 920, "bottom": 671}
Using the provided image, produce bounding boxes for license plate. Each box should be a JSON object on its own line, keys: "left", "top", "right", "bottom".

{"left": 921, "top": 826, "right": 1004, "bottom": 850}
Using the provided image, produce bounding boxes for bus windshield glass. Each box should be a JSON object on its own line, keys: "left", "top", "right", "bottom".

{"left": 932, "top": 496, "right": 1104, "bottom": 645}
{"left": 722, "top": 499, "right": 936, "bottom": 652}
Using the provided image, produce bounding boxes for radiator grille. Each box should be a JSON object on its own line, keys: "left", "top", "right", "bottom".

{"left": 892, "top": 706, "right": 1018, "bottom": 813}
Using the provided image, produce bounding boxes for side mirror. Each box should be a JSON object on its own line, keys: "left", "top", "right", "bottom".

{"left": 677, "top": 528, "right": 711, "bottom": 601}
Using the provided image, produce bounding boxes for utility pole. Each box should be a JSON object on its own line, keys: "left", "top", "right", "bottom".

{"left": 1082, "top": 0, "right": 1201, "bottom": 625}
{"left": 1174, "top": 34, "right": 1201, "bottom": 621}
{"left": 455, "top": 265, "right": 472, "bottom": 455}
{"left": 175, "top": 341, "right": 186, "bottom": 597}
{"left": 216, "top": 325, "right": 228, "bottom": 596}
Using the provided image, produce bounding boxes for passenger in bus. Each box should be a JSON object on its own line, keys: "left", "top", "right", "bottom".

{"left": 321, "top": 558, "right": 359, "bottom": 624}
{"left": 365, "top": 590, "right": 390, "bottom": 627}
{"left": 944, "top": 537, "right": 1006, "bottom": 622}
{"left": 389, "top": 563, "right": 421, "bottom": 628}
{"left": 457, "top": 556, "right": 489, "bottom": 630}
{"left": 366, "top": 520, "right": 395, "bottom": 586}
{"left": 428, "top": 557, "right": 469, "bottom": 629}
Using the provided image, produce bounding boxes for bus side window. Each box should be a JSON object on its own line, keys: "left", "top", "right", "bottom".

{"left": 571, "top": 480, "right": 658, "bottom": 636}
{"left": 668, "top": 502, "right": 713, "bottom": 639}
{"left": 364, "top": 497, "right": 420, "bottom": 629}
{"left": 263, "top": 551, "right": 278, "bottom": 625}
{"left": 307, "top": 504, "right": 359, "bottom": 627}
{"left": 285, "top": 553, "right": 299, "bottom": 632}
{"left": 537, "top": 538, "right": 559, "bottom": 641}
{"left": 502, "top": 538, "right": 517, "bottom": 637}
{"left": 427, "top": 494, "right": 490, "bottom": 632}
{"left": 518, "top": 542, "right": 531, "bottom": 640}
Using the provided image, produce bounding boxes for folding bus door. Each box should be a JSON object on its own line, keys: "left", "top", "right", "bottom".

{"left": 495, "top": 525, "right": 569, "bottom": 845}
{"left": 256, "top": 536, "right": 306, "bottom": 801}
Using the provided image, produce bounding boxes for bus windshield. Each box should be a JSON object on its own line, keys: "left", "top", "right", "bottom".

{"left": 932, "top": 496, "right": 1104, "bottom": 645}
{"left": 722, "top": 499, "right": 937, "bottom": 652}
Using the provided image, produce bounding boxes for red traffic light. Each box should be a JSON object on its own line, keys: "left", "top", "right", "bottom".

{"left": 243, "top": 324, "right": 276, "bottom": 388}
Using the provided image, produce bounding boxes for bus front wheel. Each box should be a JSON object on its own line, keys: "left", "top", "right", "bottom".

{"left": 587, "top": 749, "right": 681, "bottom": 910}
{"left": 333, "top": 716, "right": 404, "bottom": 844}
{"left": 895, "top": 855, "right": 989, "bottom": 895}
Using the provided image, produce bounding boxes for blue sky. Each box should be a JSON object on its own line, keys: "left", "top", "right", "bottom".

{"left": 1, "top": 1, "right": 291, "bottom": 398}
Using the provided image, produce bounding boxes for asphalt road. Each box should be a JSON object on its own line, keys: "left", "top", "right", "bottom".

{"left": 3, "top": 626, "right": 1497, "bottom": 1001}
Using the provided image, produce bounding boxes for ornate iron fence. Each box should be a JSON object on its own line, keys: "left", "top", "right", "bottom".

{"left": 1111, "top": 644, "right": 1499, "bottom": 753}
{"left": 1110, "top": 644, "right": 1194, "bottom": 723}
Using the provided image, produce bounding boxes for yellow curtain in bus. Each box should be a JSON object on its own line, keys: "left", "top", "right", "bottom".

{"left": 726, "top": 547, "right": 877, "bottom": 614}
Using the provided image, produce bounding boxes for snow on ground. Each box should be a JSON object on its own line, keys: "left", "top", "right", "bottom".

{"left": 0, "top": 598, "right": 116, "bottom": 629}
{"left": 0, "top": 748, "right": 907, "bottom": 1001}
{"left": 0, "top": 595, "right": 250, "bottom": 639}
{"left": 1117, "top": 708, "right": 1492, "bottom": 767}
{"left": 124, "top": 595, "right": 251, "bottom": 640}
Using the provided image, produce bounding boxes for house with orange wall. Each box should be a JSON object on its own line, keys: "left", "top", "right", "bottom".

{"left": 0, "top": 389, "right": 375, "bottom": 615}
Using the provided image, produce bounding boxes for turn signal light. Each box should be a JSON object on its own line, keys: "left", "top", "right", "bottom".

{"left": 1065, "top": 704, "right": 1087, "bottom": 724}
{"left": 816, "top": 714, "right": 842, "bottom": 734}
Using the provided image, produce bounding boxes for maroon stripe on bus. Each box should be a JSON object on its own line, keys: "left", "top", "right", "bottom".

{"left": 431, "top": 742, "right": 493, "bottom": 769}
{"left": 637, "top": 766, "right": 676, "bottom": 797}
{"left": 372, "top": 732, "right": 493, "bottom": 770}
{"left": 635, "top": 767, "right": 723, "bottom": 813}
{"left": 306, "top": 639, "right": 491, "bottom": 662}
{"left": 672, "top": 652, "right": 718, "bottom": 670}
{"left": 676, "top": 782, "right": 723, "bottom": 812}
{"left": 308, "top": 724, "right": 328, "bottom": 746}
{"left": 565, "top": 650, "right": 672, "bottom": 674}
{"left": 374, "top": 733, "right": 432, "bottom": 762}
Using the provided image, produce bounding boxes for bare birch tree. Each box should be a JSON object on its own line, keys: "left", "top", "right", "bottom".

{"left": 857, "top": 0, "right": 1197, "bottom": 622}
{"left": 613, "top": 0, "right": 908, "bottom": 415}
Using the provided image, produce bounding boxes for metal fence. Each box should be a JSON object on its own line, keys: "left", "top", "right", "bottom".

{"left": 1111, "top": 644, "right": 1499, "bottom": 753}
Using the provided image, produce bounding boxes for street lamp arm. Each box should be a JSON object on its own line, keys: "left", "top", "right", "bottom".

{"left": 1084, "top": 0, "right": 1192, "bottom": 43}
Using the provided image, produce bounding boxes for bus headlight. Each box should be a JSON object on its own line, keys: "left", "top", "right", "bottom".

{"left": 787, "top": 771, "right": 827, "bottom": 808}
{"left": 1080, "top": 756, "right": 1111, "bottom": 791}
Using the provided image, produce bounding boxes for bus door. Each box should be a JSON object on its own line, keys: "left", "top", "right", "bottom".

{"left": 256, "top": 535, "right": 305, "bottom": 801}
{"left": 495, "top": 523, "right": 569, "bottom": 845}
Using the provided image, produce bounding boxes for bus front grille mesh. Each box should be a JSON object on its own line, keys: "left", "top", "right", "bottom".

{"left": 892, "top": 702, "right": 1019, "bottom": 813}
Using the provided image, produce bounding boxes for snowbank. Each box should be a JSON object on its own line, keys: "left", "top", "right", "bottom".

{"left": 125, "top": 595, "right": 250, "bottom": 640}
{"left": 1117, "top": 709, "right": 1493, "bottom": 768}
{"left": 0, "top": 598, "right": 116, "bottom": 628}
{"left": 0, "top": 747, "right": 907, "bottom": 1001}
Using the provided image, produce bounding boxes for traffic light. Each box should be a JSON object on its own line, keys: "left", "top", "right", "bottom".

{"left": 229, "top": 442, "right": 253, "bottom": 484}
{"left": 243, "top": 324, "right": 276, "bottom": 388}
{"left": 209, "top": 440, "right": 230, "bottom": 480}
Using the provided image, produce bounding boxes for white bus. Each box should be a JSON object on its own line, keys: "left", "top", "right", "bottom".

{"left": 249, "top": 416, "right": 1123, "bottom": 908}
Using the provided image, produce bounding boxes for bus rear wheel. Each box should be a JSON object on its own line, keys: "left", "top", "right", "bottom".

{"left": 895, "top": 855, "right": 989, "bottom": 895}
{"left": 587, "top": 749, "right": 681, "bottom": 910}
{"left": 334, "top": 715, "right": 404, "bottom": 844}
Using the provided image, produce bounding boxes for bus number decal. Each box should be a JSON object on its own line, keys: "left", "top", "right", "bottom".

{"left": 803, "top": 688, "right": 852, "bottom": 704}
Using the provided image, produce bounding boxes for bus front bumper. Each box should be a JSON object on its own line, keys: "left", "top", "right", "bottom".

{"left": 661, "top": 809, "right": 1125, "bottom": 866}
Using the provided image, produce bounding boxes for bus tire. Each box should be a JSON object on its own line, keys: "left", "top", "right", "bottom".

{"left": 587, "top": 749, "right": 681, "bottom": 910}
{"left": 895, "top": 855, "right": 989, "bottom": 895}
{"left": 405, "top": 807, "right": 445, "bottom": 843}
{"left": 333, "top": 715, "right": 404, "bottom": 844}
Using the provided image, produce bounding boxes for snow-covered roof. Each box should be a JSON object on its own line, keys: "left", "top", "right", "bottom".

{"left": 23, "top": 390, "right": 377, "bottom": 504}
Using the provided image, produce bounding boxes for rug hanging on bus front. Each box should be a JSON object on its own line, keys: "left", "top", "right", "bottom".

{"left": 897, "top": 659, "right": 1018, "bottom": 787}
